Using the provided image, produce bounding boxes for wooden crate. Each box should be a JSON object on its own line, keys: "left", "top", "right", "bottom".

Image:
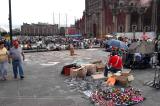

{"left": 115, "top": 75, "right": 130, "bottom": 87}
{"left": 96, "top": 64, "right": 105, "bottom": 72}
{"left": 70, "top": 66, "right": 87, "bottom": 78}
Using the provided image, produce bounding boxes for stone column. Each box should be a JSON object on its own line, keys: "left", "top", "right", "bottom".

{"left": 113, "top": 15, "right": 117, "bottom": 32}
{"left": 151, "top": 0, "right": 157, "bottom": 32}
{"left": 125, "top": 14, "right": 131, "bottom": 32}
{"left": 101, "top": 9, "right": 106, "bottom": 37}
{"left": 138, "top": 15, "right": 142, "bottom": 31}
{"left": 33, "top": 27, "right": 35, "bottom": 36}
{"left": 99, "top": 12, "right": 103, "bottom": 38}
{"left": 85, "top": 13, "right": 87, "bottom": 35}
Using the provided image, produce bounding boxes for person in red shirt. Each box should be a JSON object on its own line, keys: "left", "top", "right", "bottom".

{"left": 104, "top": 51, "right": 123, "bottom": 76}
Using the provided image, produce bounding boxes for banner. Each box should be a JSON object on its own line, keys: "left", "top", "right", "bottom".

{"left": 66, "top": 27, "right": 78, "bottom": 35}
{"left": 116, "top": 32, "right": 156, "bottom": 40}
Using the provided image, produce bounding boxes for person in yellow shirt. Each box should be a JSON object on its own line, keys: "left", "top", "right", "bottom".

{"left": 0, "top": 41, "right": 9, "bottom": 80}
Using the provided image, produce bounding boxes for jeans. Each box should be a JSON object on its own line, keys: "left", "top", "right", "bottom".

{"left": 12, "top": 60, "right": 24, "bottom": 78}
{"left": 104, "top": 66, "right": 121, "bottom": 77}
{"left": 0, "top": 61, "right": 8, "bottom": 79}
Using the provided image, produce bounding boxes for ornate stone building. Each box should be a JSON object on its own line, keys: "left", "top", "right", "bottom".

{"left": 75, "top": 12, "right": 86, "bottom": 36}
{"left": 82, "top": 0, "right": 159, "bottom": 38}
{"left": 21, "top": 23, "right": 59, "bottom": 36}
{"left": 85, "top": 0, "right": 105, "bottom": 38}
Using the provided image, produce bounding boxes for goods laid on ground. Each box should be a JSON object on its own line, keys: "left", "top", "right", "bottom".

{"left": 104, "top": 69, "right": 133, "bottom": 87}
{"left": 62, "top": 60, "right": 133, "bottom": 86}
{"left": 105, "top": 76, "right": 116, "bottom": 86}
{"left": 61, "top": 60, "right": 106, "bottom": 78}
{"left": 64, "top": 76, "right": 145, "bottom": 106}
{"left": 70, "top": 66, "right": 87, "bottom": 78}
{"left": 91, "top": 60, "right": 105, "bottom": 72}
{"left": 61, "top": 63, "right": 78, "bottom": 76}
{"left": 91, "top": 87, "right": 145, "bottom": 106}
{"left": 62, "top": 60, "right": 145, "bottom": 106}
{"left": 96, "top": 64, "right": 105, "bottom": 72}
{"left": 91, "top": 73, "right": 106, "bottom": 80}
{"left": 82, "top": 64, "right": 97, "bottom": 76}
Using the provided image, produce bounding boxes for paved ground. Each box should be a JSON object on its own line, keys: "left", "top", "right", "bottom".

{"left": 0, "top": 48, "right": 160, "bottom": 106}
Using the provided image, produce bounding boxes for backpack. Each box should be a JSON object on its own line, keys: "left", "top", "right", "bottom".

{"left": 135, "top": 55, "right": 141, "bottom": 62}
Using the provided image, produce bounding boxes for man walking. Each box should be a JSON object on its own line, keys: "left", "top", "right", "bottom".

{"left": 10, "top": 41, "right": 25, "bottom": 79}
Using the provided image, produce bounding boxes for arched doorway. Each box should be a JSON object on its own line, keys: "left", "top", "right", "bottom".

{"left": 92, "top": 13, "right": 98, "bottom": 37}
{"left": 130, "top": 12, "right": 139, "bottom": 31}
{"left": 93, "top": 23, "right": 97, "bottom": 37}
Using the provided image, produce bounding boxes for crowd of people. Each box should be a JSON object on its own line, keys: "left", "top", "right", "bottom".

{"left": 16, "top": 36, "right": 104, "bottom": 50}
{"left": 0, "top": 32, "right": 159, "bottom": 81}
{"left": 0, "top": 35, "right": 104, "bottom": 81}
{"left": 103, "top": 33, "right": 160, "bottom": 77}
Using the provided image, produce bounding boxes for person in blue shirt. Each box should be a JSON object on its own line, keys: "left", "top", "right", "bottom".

{"left": 10, "top": 41, "right": 25, "bottom": 79}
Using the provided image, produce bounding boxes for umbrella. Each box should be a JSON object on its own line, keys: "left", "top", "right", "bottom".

{"left": 128, "top": 41, "right": 155, "bottom": 54}
{"left": 107, "top": 39, "right": 120, "bottom": 47}
{"left": 141, "top": 33, "right": 150, "bottom": 40}
{"left": 128, "top": 42, "right": 140, "bottom": 53}
{"left": 136, "top": 41, "right": 155, "bottom": 54}
{"left": 106, "top": 39, "right": 128, "bottom": 50}
{"left": 119, "top": 42, "right": 128, "bottom": 50}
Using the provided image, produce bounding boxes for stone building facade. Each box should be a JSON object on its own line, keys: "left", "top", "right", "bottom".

{"left": 75, "top": 12, "right": 86, "bottom": 36}
{"left": 85, "top": 0, "right": 105, "bottom": 38}
{"left": 21, "top": 23, "right": 59, "bottom": 36}
{"left": 80, "top": 0, "right": 159, "bottom": 38}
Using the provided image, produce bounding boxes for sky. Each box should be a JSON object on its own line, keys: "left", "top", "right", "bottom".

{"left": 0, "top": 0, "right": 85, "bottom": 31}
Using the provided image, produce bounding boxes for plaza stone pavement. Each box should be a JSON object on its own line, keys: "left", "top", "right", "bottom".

{"left": 0, "top": 48, "right": 160, "bottom": 106}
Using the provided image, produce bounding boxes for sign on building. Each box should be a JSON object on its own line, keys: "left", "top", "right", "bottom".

{"left": 116, "top": 32, "right": 156, "bottom": 40}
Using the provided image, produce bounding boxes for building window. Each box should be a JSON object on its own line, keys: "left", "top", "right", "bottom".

{"left": 107, "top": 26, "right": 111, "bottom": 33}
{"left": 119, "top": 26, "right": 124, "bottom": 32}
{"left": 131, "top": 25, "right": 137, "bottom": 32}
{"left": 130, "top": 3, "right": 134, "bottom": 6}
{"left": 129, "top": 2, "right": 135, "bottom": 6}
{"left": 144, "top": 26, "right": 150, "bottom": 32}
{"left": 119, "top": 1, "right": 124, "bottom": 6}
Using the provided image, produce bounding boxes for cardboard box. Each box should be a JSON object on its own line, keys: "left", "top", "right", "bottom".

{"left": 70, "top": 68, "right": 79, "bottom": 77}
{"left": 116, "top": 75, "right": 129, "bottom": 87}
{"left": 91, "top": 73, "right": 106, "bottom": 80}
{"left": 70, "top": 66, "right": 87, "bottom": 78}
{"left": 77, "top": 66, "right": 87, "bottom": 78}
{"left": 91, "top": 60, "right": 102, "bottom": 64}
{"left": 121, "top": 69, "right": 131, "bottom": 76}
{"left": 82, "top": 64, "right": 96, "bottom": 75}
{"left": 64, "top": 67, "right": 71, "bottom": 76}
{"left": 96, "top": 64, "right": 105, "bottom": 72}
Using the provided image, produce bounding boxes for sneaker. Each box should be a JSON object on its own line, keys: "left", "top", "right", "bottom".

{"left": 20, "top": 76, "right": 24, "bottom": 80}
{"left": 2, "top": 77, "right": 7, "bottom": 81}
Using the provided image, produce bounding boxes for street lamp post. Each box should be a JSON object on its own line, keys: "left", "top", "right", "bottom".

{"left": 9, "top": 0, "right": 13, "bottom": 46}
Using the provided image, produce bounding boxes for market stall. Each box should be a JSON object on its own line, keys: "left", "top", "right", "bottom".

{"left": 125, "top": 41, "right": 155, "bottom": 69}
{"left": 61, "top": 58, "right": 145, "bottom": 106}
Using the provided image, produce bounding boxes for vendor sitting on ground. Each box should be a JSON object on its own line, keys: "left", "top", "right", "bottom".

{"left": 104, "top": 51, "right": 123, "bottom": 77}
